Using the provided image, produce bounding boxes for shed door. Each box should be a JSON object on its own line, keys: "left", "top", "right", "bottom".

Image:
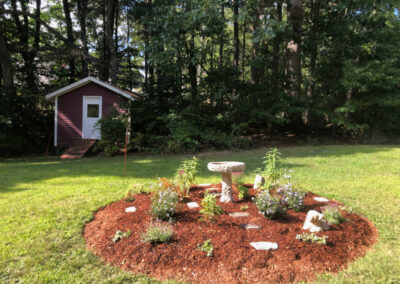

{"left": 82, "top": 96, "right": 102, "bottom": 140}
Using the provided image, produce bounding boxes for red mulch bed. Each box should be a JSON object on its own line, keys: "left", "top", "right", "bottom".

{"left": 83, "top": 184, "right": 377, "bottom": 283}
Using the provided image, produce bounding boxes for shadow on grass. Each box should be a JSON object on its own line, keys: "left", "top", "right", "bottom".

{"left": 0, "top": 144, "right": 395, "bottom": 194}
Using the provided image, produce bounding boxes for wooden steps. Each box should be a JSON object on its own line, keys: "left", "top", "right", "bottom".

{"left": 60, "top": 140, "right": 96, "bottom": 159}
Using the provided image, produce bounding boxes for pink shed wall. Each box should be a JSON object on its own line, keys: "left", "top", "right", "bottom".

{"left": 57, "top": 82, "right": 125, "bottom": 146}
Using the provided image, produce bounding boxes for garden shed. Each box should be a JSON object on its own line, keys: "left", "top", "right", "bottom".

{"left": 45, "top": 76, "right": 137, "bottom": 149}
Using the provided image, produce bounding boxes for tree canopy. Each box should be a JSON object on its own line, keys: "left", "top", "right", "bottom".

{"left": 1, "top": 0, "right": 400, "bottom": 155}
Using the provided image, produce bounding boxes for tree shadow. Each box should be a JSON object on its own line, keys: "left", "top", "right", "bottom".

{"left": 0, "top": 144, "right": 395, "bottom": 194}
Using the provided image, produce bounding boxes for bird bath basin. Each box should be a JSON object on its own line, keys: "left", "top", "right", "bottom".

{"left": 207, "top": 161, "right": 246, "bottom": 202}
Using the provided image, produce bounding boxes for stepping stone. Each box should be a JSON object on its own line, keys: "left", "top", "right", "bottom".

{"left": 229, "top": 212, "right": 250, "bottom": 218}
{"left": 314, "top": 197, "right": 329, "bottom": 202}
{"left": 240, "top": 223, "right": 261, "bottom": 230}
{"left": 125, "top": 206, "right": 137, "bottom": 213}
{"left": 250, "top": 242, "right": 278, "bottom": 251}
{"left": 198, "top": 183, "right": 211, "bottom": 187}
{"left": 187, "top": 202, "right": 199, "bottom": 209}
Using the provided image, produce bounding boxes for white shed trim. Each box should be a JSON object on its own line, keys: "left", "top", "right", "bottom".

{"left": 54, "top": 96, "right": 58, "bottom": 146}
{"left": 45, "top": 76, "right": 137, "bottom": 101}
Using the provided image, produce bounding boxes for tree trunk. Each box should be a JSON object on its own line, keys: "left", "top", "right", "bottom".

{"left": 272, "top": 0, "right": 282, "bottom": 92}
{"left": 304, "top": 0, "right": 319, "bottom": 126}
{"left": 77, "top": 0, "right": 89, "bottom": 77}
{"left": 188, "top": 33, "right": 198, "bottom": 99}
{"left": 0, "top": 22, "right": 15, "bottom": 98}
{"left": 242, "top": 23, "right": 246, "bottom": 80}
{"left": 233, "top": 0, "right": 239, "bottom": 68}
{"left": 218, "top": 3, "right": 224, "bottom": 68}
{"left": 286, "top": 0, "right": 303, "bottom": 98}
{"left": 63, "top": 0, "right": 75, "bottom": 82}
{"left": 250, "top": 5, "right": 260, "bottom": 84}
{"left": 105, "top": 0, "right": 117, "bottom": 85}
{"left": 11, "top": 0, "right": 38, "bottom": 92}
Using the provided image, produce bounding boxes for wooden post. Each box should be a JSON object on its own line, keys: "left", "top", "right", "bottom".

{"left": 123, "top": 128, "right": 128, "bottom": 176}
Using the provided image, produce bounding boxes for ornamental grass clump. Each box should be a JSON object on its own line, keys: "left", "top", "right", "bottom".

{"left": 142, "top": 223, "right": 174, "bottom": 244}
{"left": 254, "top": 190, "right": 286, "bottom": 219}
{"left": 322, "top": 206, "right": 347, "bottom": 225}
{"left": 151, "top": 185, "right": 179, "bottom": 222}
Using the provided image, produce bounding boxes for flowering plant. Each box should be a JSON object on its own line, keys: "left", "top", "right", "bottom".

{"left": 151, "top": 181, "right": 179, "bottom": 222}
{"left": 254, "top": 190, "right": 286, "bottom": 219}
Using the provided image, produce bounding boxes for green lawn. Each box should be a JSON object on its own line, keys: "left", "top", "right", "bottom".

{"left": 1, "top": 145, "right": 400, "bottom": 283}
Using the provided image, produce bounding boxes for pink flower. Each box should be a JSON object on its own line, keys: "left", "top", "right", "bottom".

{"left": 179, "top": 170, "right": 185, "bottom": 175}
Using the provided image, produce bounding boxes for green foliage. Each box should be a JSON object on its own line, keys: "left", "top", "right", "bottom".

{"left": 238, "top": 184, "right": 250, "bottom": 200}
{"left": 174, "top": 156, "right": 199, "bottom": 198}
{"left": 150, "top": 187, "right": 179, "bottom": 222}
{"left": 124, "top": 189, "right": 136, "bottom": 202}
{"left": 142, "top": 223, "right": 174, "bottom": 244}
{"left": 296, "top": 233, "right": 328, "bottom": 245}
{"left": 254, "top": 190, "right": 286, "bottom": 219}
{"left": 95, "top": 108, "right": 128, "bottom": 156}
{"left": 258, "top": 148, "right": 284, "bottom": 183}
{"left": 322, "top": 206, "right": 347, "bottom": 225}
{"left": 240, "top": 205, "right": 249, "bottom": 211}
{"left": 200, "top": 192, "right": 223, "bottom": 222}
{"left": 112, "top": 230, "right": 131, "bottom": 243}
{"left": 198, "top": 239, "right": 214, "bottom": 257}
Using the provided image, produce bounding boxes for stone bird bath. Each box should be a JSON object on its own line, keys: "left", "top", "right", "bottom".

{"left": 207, "top": 161, "right": 246, "bottom": 202}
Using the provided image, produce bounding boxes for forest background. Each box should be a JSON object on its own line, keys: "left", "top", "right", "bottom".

{"left": 1, "top": 0, "right": 399, "bottom": 156}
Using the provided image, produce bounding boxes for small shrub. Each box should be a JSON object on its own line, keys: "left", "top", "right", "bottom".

{"left": 254, "top": 190, "right": 286, "bottom": 219}
{"left": 296, "top": 233, "right": 328, "bottom": 245}
{"left": 322, "top": 206, "right": 347, "bottom": 225}
{"left": 200, "top": 192, "right": 223, "bottom": 222}
{"left": 240, "top": 205, "right": 249, "bottom": 211}
{"left": 142, "top": 223, "right": 173, "bottom": 244}
{"left": 125, "top": 189, "right": 136, "bottom": 202}
{"left": 238, "top": 184, "right": 250, "bottom": 200}
{"left": 151, "top": 188, "right": 179, "bottom": 222}
{"left": 112, "top": 230, "right": 131, "bottom": 243}
{"left": 95, "top": 108, "right": 128, "bottom": 156}
{"left": 174, "top": 156, "right": 199, "bottom": 198}
{"left": 198, "top": 239, "right": 214, "bottom": 257}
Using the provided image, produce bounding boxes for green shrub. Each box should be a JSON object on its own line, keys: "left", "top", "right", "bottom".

{"left": 322, "top": 206, "right": 347, "bottom": 225}
{"left": 254, "top": 190, "right": 286, "bottom": 219}
{"left": 174, "top": 156, "right": 199, "bottom": 198}
{"left": 112, "top": 230, "right": 131, "bottom": 243}
{"left": 142, "top": 223, "right": 173, "bottom": 244}
{"left": 296, "top": 233, "right": 328, "bottom": 245}
{"left": 95, "top": 108, "right": 128, "bottom": 156}
{"left": 238, "top": 184, "right": 250, "bottom": 200}
{"left": 198, "top": 239, "right": 214, "bottom": 257}
{"left": 200, "top": 192, "right": 223, "bottom": 222}
{"left": 151, "top": 188, "right": 179, "bottom": 222}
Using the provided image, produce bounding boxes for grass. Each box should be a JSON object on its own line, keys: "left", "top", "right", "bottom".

{"left": 0, "top": 145, "right": 400, "bottom": 283}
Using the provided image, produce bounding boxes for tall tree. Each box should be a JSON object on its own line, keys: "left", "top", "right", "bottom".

{"left": 77, "top": 0, "right": 89, "bottom": 77}
{"left": 62, "top": 0, "right": 76, "bottom": 82}
{"left": 286, "top": 0, "right": 303, "bottom": 97}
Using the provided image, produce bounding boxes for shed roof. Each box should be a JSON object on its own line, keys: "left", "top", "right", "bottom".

{"left": 45, "top": 76, "right": 139, "bottom": 101}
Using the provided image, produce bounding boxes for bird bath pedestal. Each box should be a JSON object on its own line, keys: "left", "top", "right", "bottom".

{"left": 207, "top": 161, "right": 246, "bottom": 202}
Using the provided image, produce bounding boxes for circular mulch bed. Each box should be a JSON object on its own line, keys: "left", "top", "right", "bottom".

{"left": 83, "top": 184, "right": 377, "bottom": 283}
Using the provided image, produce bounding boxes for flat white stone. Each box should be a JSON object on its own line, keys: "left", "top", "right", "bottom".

{"left": 198, "top": 183, "right": 211, "bottom": 187}
{"left": 125, "top": 206, "right": 137, "bottom": 213}
{"left": 250, "top": 242, "right": 278, "bottom": 251}
{"left": 241, "top": 224, "right": 261, "bottom": 229}
{"left": 187, "top": 202, "right": 199, "bottom": 209}
{"left": 229, "top": 212, "right": 250, "bottom": 218}
{"left": 314, "top": 197, "right": 329, "bottom": 202}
